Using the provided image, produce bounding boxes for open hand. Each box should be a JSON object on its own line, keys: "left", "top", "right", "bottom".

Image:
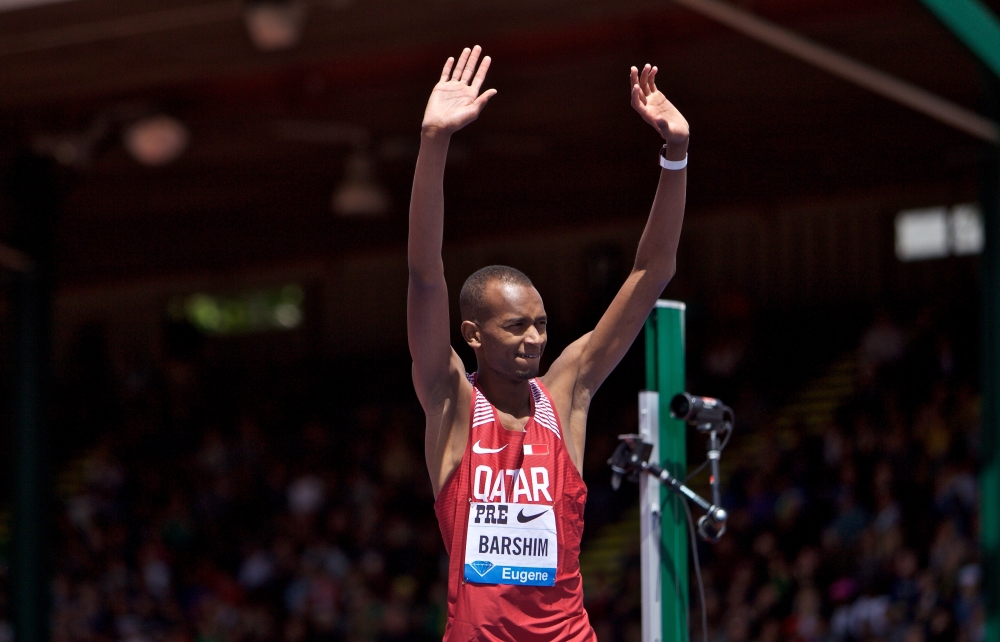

{"left": 422, "top": 46, "right": 497, "bottom": 135}
{"left": 630, "top": 64, "right": 689, "bottom": 145}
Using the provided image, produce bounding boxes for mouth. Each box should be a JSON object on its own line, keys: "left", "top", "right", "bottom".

{"left": 516, "top": 352, "right": 540, "bottom": 360}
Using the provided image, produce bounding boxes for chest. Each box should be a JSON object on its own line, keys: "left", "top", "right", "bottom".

{"left": 467, "top": 405, "right": 563, "bottom": 500}
{"left": 493, "top": 408, "right": 530, "bottom": 432}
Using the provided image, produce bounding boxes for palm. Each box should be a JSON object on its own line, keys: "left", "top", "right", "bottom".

{"left": 422, "top": 47, "right": 496, "bottom": 134}
{"left": 630, "top": 65, "right": 689, "bottom": 145}
{"left": 425, "top": 82, "right": 484, "bottom": 131}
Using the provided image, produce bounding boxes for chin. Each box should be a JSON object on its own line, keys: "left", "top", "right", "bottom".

{"left": 515, "top": 367, "right": 538, "bottom": 381}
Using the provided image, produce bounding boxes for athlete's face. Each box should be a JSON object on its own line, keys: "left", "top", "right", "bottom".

{"left": 465, "top": 282, "right": 547, "bottom": 381}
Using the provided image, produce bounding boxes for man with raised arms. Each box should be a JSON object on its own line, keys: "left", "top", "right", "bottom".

{"left": 408, "top": 45, "right": 689, "bottom": 641}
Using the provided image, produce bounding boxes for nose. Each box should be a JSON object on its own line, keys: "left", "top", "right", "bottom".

{"left": 524, "top": 325, "right": 543, "bottom": 344}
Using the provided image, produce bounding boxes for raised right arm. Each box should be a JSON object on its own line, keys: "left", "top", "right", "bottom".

{"left": 408, "top": 47, "right": 496, "bottom": 493}
{"left": 407, "top": 123, "right": 458, "bottom": 407}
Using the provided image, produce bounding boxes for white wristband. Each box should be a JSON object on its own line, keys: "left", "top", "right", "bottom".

{"left": 659, "top": 148, "right": 688, "bottom": 170}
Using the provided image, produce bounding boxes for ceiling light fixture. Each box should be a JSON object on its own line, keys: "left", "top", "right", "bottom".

{"left": 332, "top": 153, "right": 390, "bottom": 217}
{"left": 243, "top": 0, "right": 305, "bottom": 52}
{"left": 122, "top": 115, "right": 189, "bottom": 167}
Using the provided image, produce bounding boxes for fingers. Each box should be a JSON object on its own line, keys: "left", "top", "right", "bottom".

{"left": 461, "top": 45, "right": 482, "bottom": 84}
{"left": 447, "top": 46, "right": 490, "bottom": 86}
{"left": 631, "top": 83, "right": 647, "bottom": 109}
{"left": 474, "top": 88, "right": 498, "bottom": 109}
{"left": 639, "top": 64, "right": 651, "bottom": 94}
{"left": 451, "top": 47, "right": 472, "bottom": 81}
{"left": 471, "top": 55, "right": 491, "bottom": 92}
{"left": 440, "top": 57, "right": 455, "bottom": 82}
{"left": 631, "top": 63, "right": 661, "bottom": 96}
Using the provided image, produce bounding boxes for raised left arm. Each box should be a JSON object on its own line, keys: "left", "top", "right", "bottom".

{"left": 546, "top": 64, "right": 688, "bottom": 418}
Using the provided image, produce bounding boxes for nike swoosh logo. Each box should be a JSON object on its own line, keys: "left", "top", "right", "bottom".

{"left": 517, "top": 508, "right": 548, "bottom": 523}
{"left": 472, "top": 440, "right": 507, "bottom": 455}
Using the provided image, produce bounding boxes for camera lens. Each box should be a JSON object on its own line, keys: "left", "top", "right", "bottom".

{"left": 669, "top": 393, "right": 691, "bottom": 420}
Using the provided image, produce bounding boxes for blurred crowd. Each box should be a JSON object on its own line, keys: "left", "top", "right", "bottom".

{"left": 25, "top": 323, "right": 448, "bottom": 642}
{"left": 589, "top": 302, "right": 984, "bottom": 642}
{"left": 0, "top": 300, "right": 986, "bottom": 642}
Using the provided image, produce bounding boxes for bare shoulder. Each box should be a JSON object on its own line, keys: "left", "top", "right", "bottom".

{"left": 422, "top": 349, "right": 474, "bottom": 497}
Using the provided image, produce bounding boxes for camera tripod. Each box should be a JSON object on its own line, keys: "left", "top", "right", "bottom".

{"left": 606, "top": 392, "right": 733, "bottom": 541}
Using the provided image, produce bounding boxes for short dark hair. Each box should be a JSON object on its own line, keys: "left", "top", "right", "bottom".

{"left": 459, "top": 265, "right": 534, "bottom": 322}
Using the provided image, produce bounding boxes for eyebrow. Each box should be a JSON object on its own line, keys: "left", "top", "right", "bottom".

{"left": 501, "top": 315, "right": 547, "bottom": 325}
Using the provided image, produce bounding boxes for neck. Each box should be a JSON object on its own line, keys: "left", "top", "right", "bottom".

{"left": 475, "top": 366, "right": 532, "bottom": 418}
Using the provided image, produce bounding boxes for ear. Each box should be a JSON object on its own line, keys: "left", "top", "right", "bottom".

{"left": 461, "top": 320, "right": 481, "bottom": 348}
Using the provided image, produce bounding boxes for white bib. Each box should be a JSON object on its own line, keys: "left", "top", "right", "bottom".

{"left": 464, "top": 502, "right": 558, "bottom": 586}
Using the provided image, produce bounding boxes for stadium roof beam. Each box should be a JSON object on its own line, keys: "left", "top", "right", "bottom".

{"left": 0, "top": 0, "right": 75, "bottom": 11}
{"left": 671, "top": 0, "right": 999, "bottom": 144}
{"left": 0, "top": 1, "right": 239, "bottom": 57}
{"left": 918, "top": 0, "right": 1000, "bottom": 80}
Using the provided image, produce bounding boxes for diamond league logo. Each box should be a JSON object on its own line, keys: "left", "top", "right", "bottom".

{"left": 469, "top": 561, "right": 494, "bottom": 577}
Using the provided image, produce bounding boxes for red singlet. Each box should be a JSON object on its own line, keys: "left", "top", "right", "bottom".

{"left": 434, "top": 375, "right": 597, "bottom": 641}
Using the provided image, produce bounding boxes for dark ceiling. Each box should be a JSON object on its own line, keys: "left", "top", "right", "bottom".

{"left": 0, "top": 0, "right": 991, "bottom": 285}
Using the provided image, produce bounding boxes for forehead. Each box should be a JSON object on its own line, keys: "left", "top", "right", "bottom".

{"left": 482, "top": 281, "right": 546, "bottom": 319}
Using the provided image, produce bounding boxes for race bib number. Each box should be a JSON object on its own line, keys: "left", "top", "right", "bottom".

{"left": 464, "top": 502, "right": 558, "bottom": 587}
